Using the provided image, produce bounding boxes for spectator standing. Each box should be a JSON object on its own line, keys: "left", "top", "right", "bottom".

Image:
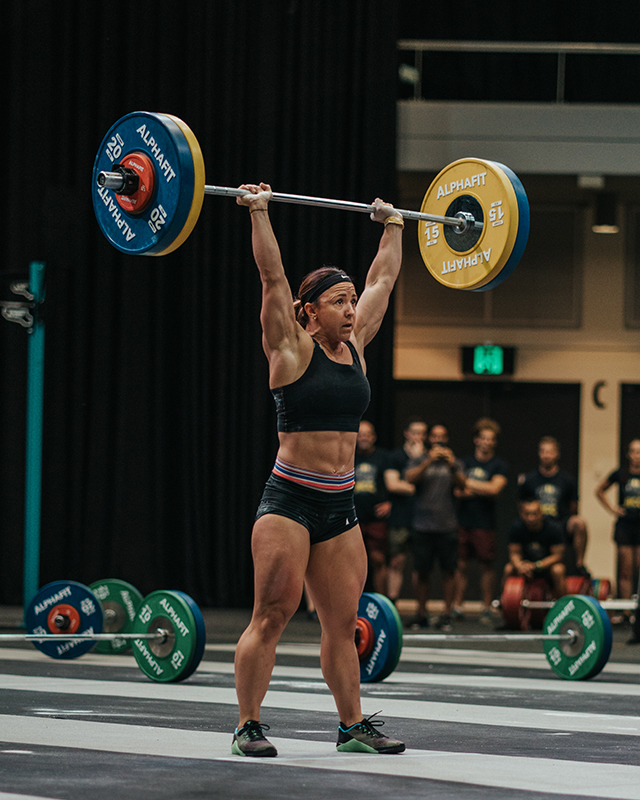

{"left": 384, "top": 418, "right": 427, "bottom": 604}
{"left": 453, "top": 418, "right": 508, "bottom": 625}
{"left": 503, "top": 499, "right": 567, "bottom": 599}
{"left": 518, "top": 437, "right": 589, "bottom": 575}
{"left": 405, "top": 424, "right": 466, "bottom": 631}
{"left": 595, "top": 439, "right": 640, "bottom": 625}
{"left": 354, "top": 421, "right": 391, "bottom": 594}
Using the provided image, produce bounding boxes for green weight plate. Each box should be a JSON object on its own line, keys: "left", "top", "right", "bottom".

{"left": 25, "top": 580, "right": 103, "bottom": 660}
{"left": 132, "top": 590, "right": 199, "bottom": 682}
{"left": 543, "top": 594, "right": 612, "bottom": 681}
{"left": 358, "top": 592, "right": 403, "bottom": 683}
{"left": 89, "top": 579, "right": 143, "bottom": 654}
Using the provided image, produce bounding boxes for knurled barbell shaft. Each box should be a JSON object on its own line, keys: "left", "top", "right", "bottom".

{"left": 202, "top": 184, "right": 476, "bottom": 229}
{"left": 403, "top": 632, "right": 577, "bottom": 643}
{"left": 96, "top": 171, "right": 481, "bottom": 231}
{"left": 0, "top": 630, "right": 167, "bottom": 642}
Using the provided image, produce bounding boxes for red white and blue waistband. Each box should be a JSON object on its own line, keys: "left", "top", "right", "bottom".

{"left": 272, "top": 457, "right": 355, "bottom": 493}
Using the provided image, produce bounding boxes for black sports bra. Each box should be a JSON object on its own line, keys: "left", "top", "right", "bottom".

{"left": 271, "top": 340, "right": 370, "bottom": 432}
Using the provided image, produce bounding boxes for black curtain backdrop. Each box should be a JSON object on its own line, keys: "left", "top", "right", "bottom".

{"left": 1, "top": 1, "right": 399, "bottom": 606}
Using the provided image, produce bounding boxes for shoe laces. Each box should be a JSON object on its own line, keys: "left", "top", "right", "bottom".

{"left": 238, "top": 720, "right": 271, "bottom": 740}
{"left": 356, "top": 711, "right": 385, "bottom": 738}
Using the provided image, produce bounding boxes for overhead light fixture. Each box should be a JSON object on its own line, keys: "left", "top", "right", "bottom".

{"left": 592, "top": 192, "right": 619, "bottom": 234}
{"left": 578, "top": 174, "right": 605, "bottom": 190}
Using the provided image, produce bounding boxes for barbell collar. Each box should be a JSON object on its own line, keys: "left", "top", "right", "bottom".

{"left": 97, "top": 169, "right": 137, "bottom": 193}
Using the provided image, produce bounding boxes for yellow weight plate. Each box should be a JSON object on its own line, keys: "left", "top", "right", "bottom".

{"left": 153, "top": 114, "right": 206, "bottom": 257}
{"left": 418, "top": 158, "right": 522, "bottom": 291}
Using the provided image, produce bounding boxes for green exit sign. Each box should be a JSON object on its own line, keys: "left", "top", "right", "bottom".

{"left": 462, "top": 346, "right": 515, "bottom": 376}
{"left": 474, "top": 345, "right": 503, "bottom": 375}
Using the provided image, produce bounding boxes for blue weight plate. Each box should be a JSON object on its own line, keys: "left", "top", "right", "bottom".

{"left": 171, "top": 590, "right": 207, "bottom": 681}
{"left": 582, "top": 595, "right": 613, "bottom": 679}
{"left": 92, "top": 111, "right": 197, "bottom": 255}
{"left": 358, "top": 592, "right": 402, "bottom": 683}
{"left": 374, "top": 593, "right": 404, "bottom": 678}
{"left": 25, "top": 580, "right": 103, "bottom": 660}
{"left": 472, "top": 161, "right": 530, "bottom": 292}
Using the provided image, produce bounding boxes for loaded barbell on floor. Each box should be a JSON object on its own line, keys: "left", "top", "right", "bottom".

{"left": 92, "top": 111, "right": 530, "bottom": 291}
{"left": 0, "top": 580, "right": 206, "bottom": 683}
{"left": 356, "top": 592, "right": 613, "bottom": 684}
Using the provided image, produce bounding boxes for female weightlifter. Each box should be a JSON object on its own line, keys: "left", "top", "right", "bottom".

{"left": 231, "top": 182, "right": 405, "bottom": 757}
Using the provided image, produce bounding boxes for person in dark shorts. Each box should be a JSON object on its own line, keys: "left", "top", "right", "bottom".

{"left": 503, "top": 499, "right": 567, "bottom": 598}
{"left": 519, "top": 436, "right": 589, "bottom": 576}
{"left": 384, "top": 418, "right": 427, "bottom": 604}
{"left": 405, "top": 424, "right": 466, "bottom": 631}
{"left": 354, "top": 420, "right": 391, "bottom": 594}
{"left": 453, "top": 418, "right": 508, "bottom": 625}
{"left": 232, "top": 182, "right": 405, "bottom": 757}
{"left": 596, "top": 439, "right": 640, "bottom": 626}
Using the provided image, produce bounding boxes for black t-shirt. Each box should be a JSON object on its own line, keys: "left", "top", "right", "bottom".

{"left": 354, "top": 448, "right": 389, "bottom": 524}
{"left": 607, "top": 468, "right": 640, "bottom": 524}
{"left": 457, "top": 454, "right": 508, "bottom": 529}
{"left": 518, "top": 469, "right": 578, "bottom": 522}
{"left": 386, "top": 447, "right": 416, "bottom": 528}
{"left": 507, "top": 516, "right": 565, "bottom": 562}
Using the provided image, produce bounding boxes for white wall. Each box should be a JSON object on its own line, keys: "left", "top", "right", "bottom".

{"left": 398, "top": 100, "right": 640, "bottom": 175}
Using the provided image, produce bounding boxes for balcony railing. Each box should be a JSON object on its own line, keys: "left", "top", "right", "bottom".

{"left": 398, "top": 40, "right": 640, "bottom": 103}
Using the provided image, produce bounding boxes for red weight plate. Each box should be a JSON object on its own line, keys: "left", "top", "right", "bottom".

{"left": 355, "top": 616, "right": 375, "bottom": 659}
{"left": 566, "top": 575, "right": 591, "bottom": 596}
{"left": 501, "top": 576, "right": 525, "bottom": 629}
{"left": 523, "top": 578, "right": 553, "bottom": 630}
{"left": 116, "top": 151, "right": 156, "bottom": 215}
{"left": 47, "top": 604, "right": 80, "bottom": 633}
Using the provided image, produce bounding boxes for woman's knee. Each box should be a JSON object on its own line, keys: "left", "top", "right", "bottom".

{"left": 251, "top": 601, "right": 298, "bottom": 641}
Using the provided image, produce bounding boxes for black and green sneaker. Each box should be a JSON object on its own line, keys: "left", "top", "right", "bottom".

{"left": 336, "top": 712, "right": 405, "bottom": 754}
{"left": 231, "top": 720, "right": 278, "bottom": 757}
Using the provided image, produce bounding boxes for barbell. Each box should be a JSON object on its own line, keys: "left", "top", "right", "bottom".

{"left": 357, "top": 592, "right": 613, "bottom": 683}
{"left": 92, "top": 111, "right": 530, "bottom": 291}
{"left": 0, "top": 579, "right": 206, "bottom": 683}
{"left": 3, "top": 581, "right": 609, "bottom": 686}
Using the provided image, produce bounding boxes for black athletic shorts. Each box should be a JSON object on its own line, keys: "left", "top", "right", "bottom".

{"left": 255, "top": 473, "right": 358, "bottom": 545}
{"left": 614, "top": 519, "right": 640, "bottom": 547}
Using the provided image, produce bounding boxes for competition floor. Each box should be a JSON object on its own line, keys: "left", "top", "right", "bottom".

{"left": 2, "top": 605, "right": 640, "bottom": 800}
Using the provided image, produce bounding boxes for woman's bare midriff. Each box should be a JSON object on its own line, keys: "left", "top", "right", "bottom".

{"left": 277, "top": 430, "right": 358, "bottom": 475}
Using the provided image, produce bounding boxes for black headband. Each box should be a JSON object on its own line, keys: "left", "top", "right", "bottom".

{"left": 302, "top": 272, "right": 353, "bottom": 305}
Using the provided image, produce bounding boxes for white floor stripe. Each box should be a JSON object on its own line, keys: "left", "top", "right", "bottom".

{"left": 1, "top": 715, "right": 640, "bottom": 800}
{"left": 3, "top": 643, "right": 640, "bottom": 675}
{"left": 3, "top": 647, "right": 639, "bottom": 697}
{"left": 0, "top": 794, "right": 56, "bottom": 800}
{"left": 3, "top": 673, "right": 640, "bottom": 736}
{"left": 204, "top": 642, "right": 640, "bottom": 675}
